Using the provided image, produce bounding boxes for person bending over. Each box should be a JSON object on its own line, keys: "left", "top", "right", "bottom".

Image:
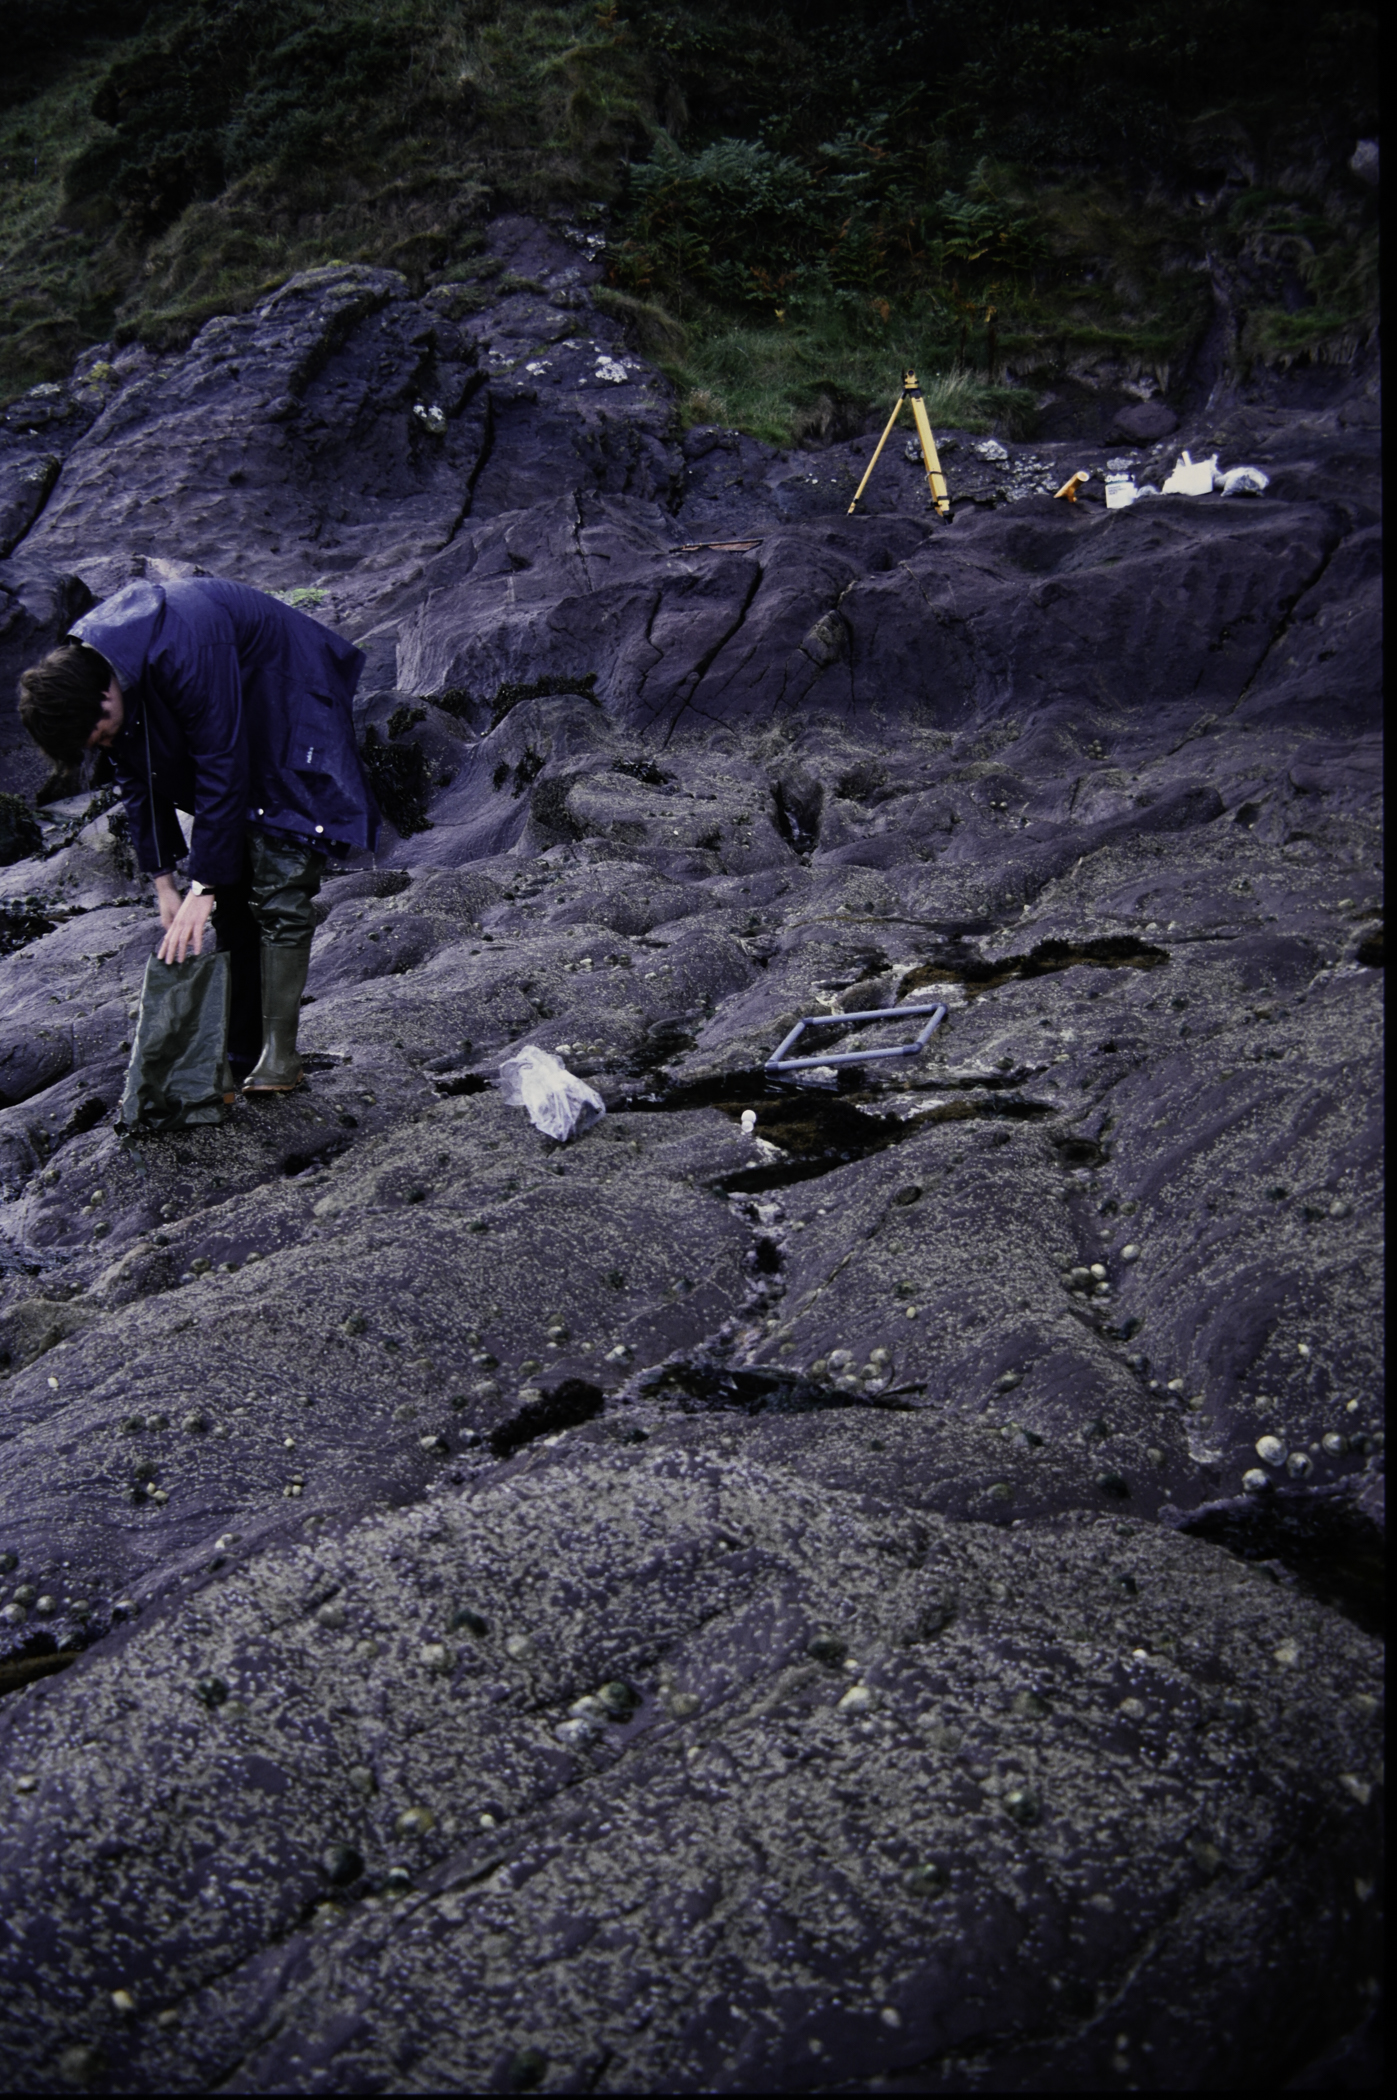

{"left": 17, "top": 576, "right": 380, "bottom": 1094}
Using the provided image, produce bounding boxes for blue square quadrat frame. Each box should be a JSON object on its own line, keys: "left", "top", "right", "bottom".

{"left": 765, "top": 1003, "right": 949, "bottom": 1073}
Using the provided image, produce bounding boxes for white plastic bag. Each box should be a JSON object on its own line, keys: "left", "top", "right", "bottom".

{"left": 497, "top": 1045, "right": 605, "bottom": 1142}
{"left": 1161, "top": 450, "right": 1219, "bottom": 495}
{"left": 1218, "top": 465, "right": 1270, "bottom": 497}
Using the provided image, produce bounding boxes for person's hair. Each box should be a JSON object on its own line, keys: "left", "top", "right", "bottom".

{"left": 17, "top": 643, "right": 111, "bottom": 765}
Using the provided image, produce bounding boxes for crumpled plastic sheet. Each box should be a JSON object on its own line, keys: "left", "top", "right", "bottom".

{"left": 497, "top": 1044, "right": 606, "bottom": 1142}
{"left": 1161, "top": 451, "right": 1220, "bottom": 495}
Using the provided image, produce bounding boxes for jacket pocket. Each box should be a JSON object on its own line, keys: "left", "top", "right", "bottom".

{"left": 286, "top": 690, "right": 363, "bottom": 825}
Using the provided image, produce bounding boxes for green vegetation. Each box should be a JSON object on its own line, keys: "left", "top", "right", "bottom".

{"left": 0, "top": 2, "right": 1379, "bottom": 441}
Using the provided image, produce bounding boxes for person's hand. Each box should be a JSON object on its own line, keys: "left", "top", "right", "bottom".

{"left": 154, "top": 872, "right": 181, "bottom": 932}
{"left": 157, "top": 888, "right": 215, "bottom": 965}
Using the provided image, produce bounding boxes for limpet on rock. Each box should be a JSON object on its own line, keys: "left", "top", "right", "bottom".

{"left": 906, "top": 1862, "right": 946, "bottom": 1894}
{"left": 394, "top": 1805, "right": 435, "bottom": 1838}
{"left": 1255, "top": 1436, "right": 1286, "bottom": 1467}
{"left": 557, "top": 1715, "right": 601, "bottom": 1749}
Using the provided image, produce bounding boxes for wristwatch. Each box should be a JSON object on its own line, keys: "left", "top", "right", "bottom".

{"left": 189, "top": 881, "right": 215, "bottom": 897}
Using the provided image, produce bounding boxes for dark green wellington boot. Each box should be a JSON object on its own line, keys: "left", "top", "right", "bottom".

{"left": 244, "top": 942, "right": 312, "bottom": 1093}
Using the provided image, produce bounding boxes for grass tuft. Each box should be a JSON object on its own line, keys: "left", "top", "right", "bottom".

{"left": 663, "top": 307, "right": 1035, "bottom": 447}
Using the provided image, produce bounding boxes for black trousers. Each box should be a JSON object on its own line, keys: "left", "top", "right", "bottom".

{"left": 213, "top": 830, "right": 326, "bottom": 1070}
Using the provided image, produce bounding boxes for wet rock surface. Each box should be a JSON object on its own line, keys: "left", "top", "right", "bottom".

{"left": 0, "top": 217, "right": 1383, "bottom": 2091}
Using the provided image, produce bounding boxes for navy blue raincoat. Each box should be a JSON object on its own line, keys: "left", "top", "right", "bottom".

{"left": 70, "top": 578, "right": 379, "bottom": 887}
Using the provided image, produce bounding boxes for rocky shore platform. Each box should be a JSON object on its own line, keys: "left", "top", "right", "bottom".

{"left": 0, "top": 217, "right": 1382, "bottom": 2092}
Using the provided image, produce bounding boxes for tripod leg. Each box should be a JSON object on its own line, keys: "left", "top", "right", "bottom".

{"left": 910, "top": 394, "right": 951, "bottom": 516}
{"left": 847, "top": 394, "right": 906, "bottom": 514}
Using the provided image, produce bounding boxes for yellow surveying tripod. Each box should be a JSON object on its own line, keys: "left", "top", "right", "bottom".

{"left": 848, "top": 370, "right": 951, "bottom": 518}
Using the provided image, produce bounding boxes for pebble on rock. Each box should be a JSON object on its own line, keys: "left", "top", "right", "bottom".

{"left": 507, "top": 2048, "right": 548, "bottom": 2092}
{"left": 321, "top": 1843, "right": 364, "bottom": 1886}
{"left": 57, "top": 2045, "right": 105, "bottom": 2086}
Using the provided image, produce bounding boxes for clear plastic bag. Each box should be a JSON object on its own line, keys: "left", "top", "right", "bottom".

{"left": 497, "top": 1045, "right": 606, "bottom": 1142}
